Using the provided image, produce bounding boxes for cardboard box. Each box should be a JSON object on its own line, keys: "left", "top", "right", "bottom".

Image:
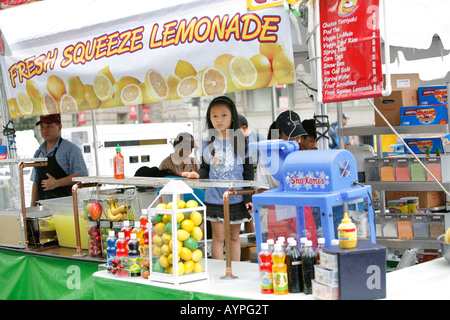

{"left": 240, "top": 245, "right": 257, "bottom": 261}
{"left": 385, "top": 191, "right": 446, "bottom": 208}
{"left": 384, "top": 73, "right": 420, "bottom": 91}
{"left": 374, "top": 90, "right": 418, "bottom": 126}
{"left": 400, "top": 105, "right": 448, "bottom": 126}
{"left": 418, "top": 85, "right": 447, "bottom": 105}
{"left": 403, "top": 134, "right": 450, "bottom": 154}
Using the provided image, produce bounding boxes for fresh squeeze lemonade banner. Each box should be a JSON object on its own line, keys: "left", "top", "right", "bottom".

{"left": 0, "top": 1, "right": 294, "bottom": 119}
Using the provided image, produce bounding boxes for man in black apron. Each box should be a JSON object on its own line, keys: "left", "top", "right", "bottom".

{"left": 31, "top": 114, "right": 88, "bottom": 205}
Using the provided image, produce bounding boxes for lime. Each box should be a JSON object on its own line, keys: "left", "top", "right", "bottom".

{"left": 153, "top": 261, "right": 165, "bottom": 273}
{"left": 183, "top": 237, "right": 198, "bottom": 251}
{"left": 164, "top": 222, "right": 181, "bottom": 234}
{"left": 153, "top": 214, "right": 163, "bottom": 223}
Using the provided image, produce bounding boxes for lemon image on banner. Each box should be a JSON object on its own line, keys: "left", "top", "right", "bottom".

{"left": 144, "top": 69, "right": 168, "bottom": 102}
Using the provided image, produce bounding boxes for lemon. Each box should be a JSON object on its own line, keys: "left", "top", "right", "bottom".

{"left": 161, "top": 243, "right": 171, "bottom": 255}
{"left": 250, "top": 54, "right": 273, "bottom": 89}
{"left": 177, "top": 200, "right": 186, "bottom": 209}
{"left": 175, "top": 60, "right": 197, "bottom": 79}
{"left": 144, "top": 68, "right": 168, "bottom": 102}
{"left": 7, "top": 98, "right": 22, "bottom": 118}
{"left": 154, "top": 222, "right": 165, "bottom": 236}
{"left": 16, "top": 92, "right": 33, "bottom": 116}
{"left": 185, "top": 200, "right": 198, "bottom": 208}
{"left": 272, "top": 50, "right": 295, "bottom": 84}
{"left": 194, "top": 261, "right": 203, "bottom": 273}
{"left": 152, "top": 234, "right": 163, "bottom": 246}
{"left": 46, "top": 75, "right": 66, "bottom": 100}
{"left": 177, "top": 229, "right": 190, "bottom": 242}
{"left": 84, "top": 85, "right": 101, "bottom": 109}
{"left": 167, "top": 265, "right": 173, "bottom": 274}
{"left": 112, "top": 76, "right": 140, "bottom": 97}
{"left": 169, "top": 239, "right": 182, "bottom": 254}
{"left": 214, "top": 53, "right": 238, "bottom": 92}
{"left": 191, "top": 249, "right": 203, "bottom": 262}
{"left": 259, "top": 39, "right": 285, "bottom": 63}
{"left": 26, "top": 80, "right": 42, "bottom": 99}
{"left": 30, "top": 96, "right": 44, "bottom": 116}
{"left": 67, "top": 76, "right": 85, "bottom": 105}
{"left": 180, "top": 247, "right": 192, "bottom": 261}
{"left": 93, "top": 72, "right": 114, "bottom": 101}
{"left": 184, "top": 260, "right": 195, "bottom": 274}
{"left": 177, "top": 261, "right": 185, "bottom": 276}
{"left": 229, "top": 56, "right": 257, "bottom": 90}
{"left": 166, "top": 202, "right": 174, "bottom": 209}
{"left": 177, "top": 76, "right": 202, "bottom": 98}
{"left": 120, "top": 83, "right": 142, "bottom": 105}
{"left": 190, "top": 226, "right": 203, "bottom": 242}
{"left": 201, "top": 66, "right": 227, "bottom": 96}
{"left": 177, "top": 212, "right": 185, "bottom": 223}
{"left": 164, "top": 74, "right": 181, "bottom": 100}
{"left": 167, "top": 253, "right": 180, "bottom": 265}
{"left": 189, "top": 211, "right": 203, "bottom": 226}
{"left": 181, "top": 219, "right": 195, "bottom": 233}
{"left": 159, "top": 255, "right": 169, "bottom": 268}
{"left": 162, "top": 214, "right": 171, "bottom": 223}
{"left": 59, "top": 94, "right": 78, "bottom": 113}
{"left": 156, "top": 203, "right": 167, "bottom": 210}
{"left": 153, "top": 245, "right": 162, "bottom": 256}
{"left": 161, "top": 232, "right": 172, "bottom": 244}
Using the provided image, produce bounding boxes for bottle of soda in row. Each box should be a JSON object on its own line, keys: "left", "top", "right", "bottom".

{"left": 272, "top": 243, "right": 289, "bottom": 295}
{"left": 286, "top": 239, "right": 302, "bottom": 293}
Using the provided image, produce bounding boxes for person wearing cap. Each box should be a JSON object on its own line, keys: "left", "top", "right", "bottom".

{"left": 159, "top": 132, "right": 199, "bottom": 175}
{"left": 329, "top": 114, "right": 349, "bottom": 149}
{"left": 30, "top": 114, "right": 88, "bottom": 206}
{"left": 299, "top": 119, "right": 318, "bottom": 150}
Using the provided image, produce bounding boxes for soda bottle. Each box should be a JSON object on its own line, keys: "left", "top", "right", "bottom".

{"left": 128, "top": 233, "right": 141, "bottom": 277}
{"left": 132, "top": 221, "right": 145, "bottom": 248}
{"left": 302, "top": 240, "right": 316, "bottom": 295}
{"left": 272, "top": 243, "right": 289, "bottom": 295}
{"left": 267, "top": 239, "right": 275, "bottom": 253}
{"left": 299, "top": 237, "right": 307, "bottom": 252}
{"left": 258, "top": 242, "right": 274, "bottom": 294}
{"left": 316, "top": 237, "right": 325, "bottom": 265}
{"left": 139, "top": 209, "right": 149, "bottom": 232}
{"left": 116, "top": 232, "right": 128, "bottom": 276}
{"left": 286, "top": 238, "right": 302, "bottom": 293}
{"left": 106, "top": 230, "right": 117, "bottom": 272}
{"left": 114, "top": 144, "right": 124, "bottom": 179}
{"left": 277, "top": 236, "right": 287, "bottom": 252}
{"left": 121, "top": 220, "right": 132, "bottom": 244}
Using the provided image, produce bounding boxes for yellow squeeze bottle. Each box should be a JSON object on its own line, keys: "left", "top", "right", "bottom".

{"left": 338, "top": 212, "right": 357, "bottom": 249}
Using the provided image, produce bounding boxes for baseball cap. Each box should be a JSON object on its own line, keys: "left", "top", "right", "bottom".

{"left": 36, "top": 114, "right": 61, "bottom": 126}
{"left": 343, "top": 113, "right": 350, "bottom": 119}
{"left": 276, "top": 110, "right": 307, "bottom": 138}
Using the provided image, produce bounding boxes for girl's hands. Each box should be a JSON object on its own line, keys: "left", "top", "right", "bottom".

{"left": 246, "top": 202, "right": 253, "bottom": 214}
{"left": 180, "top": 171, "right": 199, "bottom": 179}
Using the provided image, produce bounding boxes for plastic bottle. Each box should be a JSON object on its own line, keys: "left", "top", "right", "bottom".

{"left": 267, "top": 239, "right": 275, "bottom": 253}
{"left": 286, "top": 238, "right": 302, "bottom": 293}
{"left": 272, "top": 243, "right": 289, "bottom": 295}
{"left": 142, "top": 223, "right": 150, "bottom": 261}
{"left": 113, "top": 144, "right": 124, "bottom": 179}
{"left": 301, "top": 240, "right": 316, "bottom": 295}
{"left": 127, "top": 233, "right": 141, "bottom": 277}
{"left": 139, "top": 209, "right": 149, "bottom": 232}
{"left": 258, "top": 242, "right": 274, "bottom": 294}
{"left": 106, "top": 230, "right": 117, "bottom": 272}
{"left": 299, "top": 237, "right": 307, "bottom": 253}
{"left": 331, "top": 239, "right": 340, "bottom": 246}
{"left": 120, "top": 220, "right": 132, "bottom": 244}
{"left": 132, "top": 221, "right": 145, "bottom": 248}
{"left": 338, "top": 212, "right": 357, "bottom": 249}
{"left": 277, "top": 237, "right": 287, "bottom": 252}
{"left": 116, "top": 232, "right": 128, "bottom": 276}
{"left": 315, "top": 237, "right": 325, "bottom": 265}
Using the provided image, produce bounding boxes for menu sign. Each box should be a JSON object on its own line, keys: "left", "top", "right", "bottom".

{"left": 320, "top": 0, "right": 383, "bottom": 103}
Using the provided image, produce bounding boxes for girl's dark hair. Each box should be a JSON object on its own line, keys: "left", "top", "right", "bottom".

{"left": 204, "top": 96, "right": 247, "bottom": 158}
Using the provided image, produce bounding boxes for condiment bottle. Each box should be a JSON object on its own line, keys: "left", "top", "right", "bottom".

{"left": 114, "top": 144, "right": 124, "bottom": 179}
{"left": 338, "top": 212, "right": 357, "bottom": 249}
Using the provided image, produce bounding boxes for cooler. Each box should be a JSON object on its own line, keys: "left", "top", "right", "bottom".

{"left": 250, "top": 140, "right": 376, "bottom": 255}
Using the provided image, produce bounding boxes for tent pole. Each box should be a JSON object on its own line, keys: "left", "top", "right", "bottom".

{"left": 90, "top": 109, "right": 99, "bottom": 176}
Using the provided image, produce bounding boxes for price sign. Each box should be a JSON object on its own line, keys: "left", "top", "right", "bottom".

{"left": 320, "top": 0, "right": 383, "bottom": 103}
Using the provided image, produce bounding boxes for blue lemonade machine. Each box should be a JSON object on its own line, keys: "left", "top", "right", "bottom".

{"left": 251, "top": 140, "right": 376, "bottom": 253}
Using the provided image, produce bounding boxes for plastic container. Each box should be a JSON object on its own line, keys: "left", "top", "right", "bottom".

{"left": 387, "top": 200, "right": 408, "bottom": 214}
{"left": 312, "top": 279, "right": 339, "bottom": 300}
{"left": 397, "top": 215, "right": 413, "bottom": 239}
{"left": 286, "top": 239, "right": 302, "bottom": 293}
{"left": 301, "top": 240, "right": 316, "bottom": 295}
{"left": 381, "top": 215, "right": 397, "bottom": 238}
{"left": 38, "top": 196, "right": 89, "bottom": 249}
{"left": 106, "top": 230, "right": 117, "bottom": 271}
{"left": 425, "top": 157, "right": 442, "bottom": 182}
{"left": 128, "top": 233, "right": 141, "bottom": 277}
{"left": 412, "top": 215, "right": 429, "bottom": 239}
{"left": 400, "top": 196, "right": 419, "bottom": 214}
{"left": 87, "top": 220, "right": 102, "bottom": 257}
{"left": 393, "top": 158, "right": 411, "bottom": 182}
{"left": 365, "top": 158, "right": 379, "bottom": 181}
{"left": 258, "top": 242, "right": 274, "bottom": 294}
{"left": 272, "top": 243, "right": 289, "bottom": 295}
{"left": 410, "top": 157, "right": 426, "bottom": 181}
{"left": 380, "top": 158, "right": 395, "bottom": 182}
{"left": 99, "top": 220, "right": 112, "bottom": 257}
{"left": 429, "top": 215, "right": 445, "bottom": 238}
{"left": 320, "top": 250, "right": 338, "bottom": 270}
{"left": 314, "top": 264, "right": 338, "bottom": 286}
{"left": 113, "top": 144, "right": 124, "bottom": 179}
{"left": 337, "top": 212, "right": 357, "bottom": 249}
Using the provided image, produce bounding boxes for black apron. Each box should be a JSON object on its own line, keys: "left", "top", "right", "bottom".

{"left": 36, "top": 137, "right": 73, "bottom": 200}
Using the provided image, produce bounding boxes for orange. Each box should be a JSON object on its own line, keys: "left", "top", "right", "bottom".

{"left": 201, "top": 67, "right": 227, "bottom": 96}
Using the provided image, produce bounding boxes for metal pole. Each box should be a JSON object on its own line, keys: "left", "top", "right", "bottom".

{"left": 90, "top": 109, "right": 100, "bottom": 176}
